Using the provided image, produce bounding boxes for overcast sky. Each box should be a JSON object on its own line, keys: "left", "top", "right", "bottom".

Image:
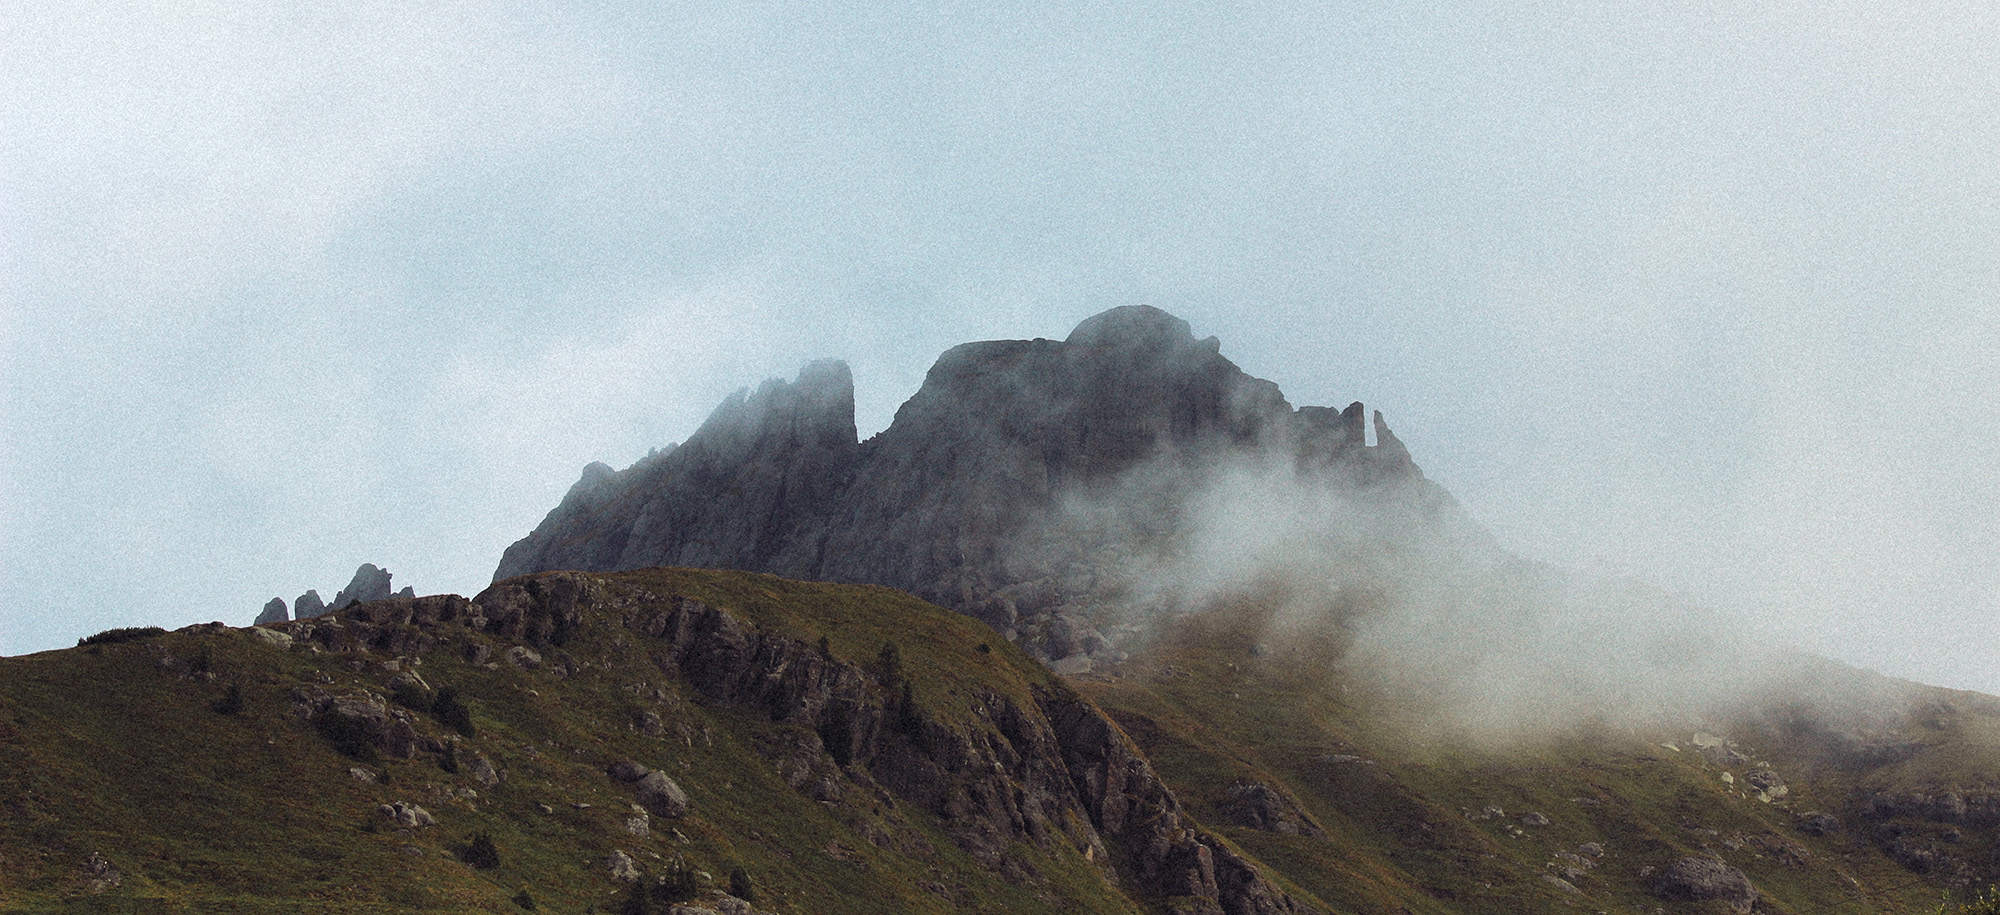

{"left": 6, "top": 1, "right": 1997, "bottom": 693}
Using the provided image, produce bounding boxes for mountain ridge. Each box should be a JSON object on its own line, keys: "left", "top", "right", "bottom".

{"left": 496, "top": 306, "right": 1468, "bottom": 663}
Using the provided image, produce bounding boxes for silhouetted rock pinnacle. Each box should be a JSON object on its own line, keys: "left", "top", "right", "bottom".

{"left": 255, "top": 597, "right": 288, "bottom": 625}
{"left": 496, "top": 306, "right": 1467, "bottom": 657}
{"left": 331, "top": 563, "right": 393, "bottom": 610}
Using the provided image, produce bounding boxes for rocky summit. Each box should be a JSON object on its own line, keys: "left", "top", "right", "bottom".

{"left": 497, "top": 306, "right": 1469, "bottom": 660}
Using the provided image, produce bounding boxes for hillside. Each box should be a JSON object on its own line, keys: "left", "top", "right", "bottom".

{"left": 9, "top": 569, "right": 2000, "bottom": 914}
{"left": 0, "top": 569, "right": 1302, "bottom": 915}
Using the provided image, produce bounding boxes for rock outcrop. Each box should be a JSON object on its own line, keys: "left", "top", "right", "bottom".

{"left": 1650, "top": 856, "right": 1758, "bottom": 913}
{"left": 497, "top": 307, "right": 1473, "bottom": 658}
{"left": 255, "top": 598, "right": 289, "bottom": 625}
{"left": 437, "top": 572, "right": 1315, "bottom": 915}
{"left": 332, "top": 564, "right": 394, "bottom": 610}
{"left": 294, "top": 590, "right": 328, "bottom": 620}
{"left": 267, "top": 566, "right": 416, "bottom": 626}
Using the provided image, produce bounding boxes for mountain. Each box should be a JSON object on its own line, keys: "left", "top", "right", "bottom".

{"left": 14, "top": 307, "right": 2000, "bottom": 913}
{"left": 497, "top": 306, "right": 1476, "bottom": 663}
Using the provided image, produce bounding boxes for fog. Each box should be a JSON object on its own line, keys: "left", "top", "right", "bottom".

{"left": 5, "top": 2, "right": 1998, "bottom": 700}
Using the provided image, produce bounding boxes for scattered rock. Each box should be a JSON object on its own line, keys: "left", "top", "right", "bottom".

{"left": 377, "top": 802, "right": 435, "bottom": 828}
{"left": 1798, "top": 811, "right": 1841, "bottom": 836}
{"left": 1746, "top": 767, "right": 1788, "bottom": 801}
{"left": 348, "top": 767, "right": 378, "bottom": 783}
{"left": 626, "top": 804, "right": 651, "bottom": 837}
{"left": 79, "top": 852, "right": 121, "bottom": 894}
{"left": 255, "top": 598, "right": 289, "bottom": 625}
{"left": 1577, "top": 842, "right": 1605, "bottom": 858}
{"left": 505, "top": 646, "right": 543, "bottom": 669}
{"left": 636, "top": 771, "right": 690, "bottom": 818}
{"left": 1650, "top": 856, "right": 1757, "bottom": 914}
{"left": 607, "top": 849, "right": 640, "bottom": 882}
{"left": 1520, "top": 812, "right": 1550, "bottom": 827}
{"left": 467, "top": 754, "right": 502, "bottom": 788}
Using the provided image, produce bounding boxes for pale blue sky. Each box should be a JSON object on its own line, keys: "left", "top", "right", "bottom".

{"left": 6, "top": 1, "right": 1998, "bottom": 691}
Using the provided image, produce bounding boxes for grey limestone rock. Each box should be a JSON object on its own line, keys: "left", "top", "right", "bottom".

{"left": 606, "top": 849, "right": 640, "bottom": 882}
{"left": 332, "top": 563, "right": 394, "bottom": 609}
{"left": 377, "top": 802, "right": 434, "bottom": 828}
{"left": 255, "top": 597, "right": 289, "bottom": 625}
{"left": 635, "top": 770, "right": 690, "bottom": 818}
{"left": 1651, "top": 856, "right": 1758, "bottom": 913}
{"left": 294, "top": 590, "right": 328, "bottom": 619}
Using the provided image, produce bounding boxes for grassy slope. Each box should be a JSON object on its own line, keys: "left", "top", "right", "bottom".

{"left": 8, "top": 568, "right": 2000, "bottom": 914}
{"left": 1074, "top": 600, "right": 1972, "bottom": 915}
{"left": 0, "top": 569, "right": 1139, "bottom": 915}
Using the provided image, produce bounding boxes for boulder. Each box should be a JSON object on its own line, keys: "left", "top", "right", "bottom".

{"left": 635, "top": 770, "right": 691, "bottom": 818}
{"left": 377, "top": 802, "right": 435, "bottom": 828}
{"left": 255, "top": 598, "right": 289, "bottom": 625}
{"left": 467, "top": 754, "right": 502, "bottom": 787}
{"left": 1650, "top": 856, "right": 1757, "bottom": 913}
{"left": 248, "top": 627, "right": 294, "bottom": 650}
{"left": 607, "top": 849, "right": 641, "bottom": 882}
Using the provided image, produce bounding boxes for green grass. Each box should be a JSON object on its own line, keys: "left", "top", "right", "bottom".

{"left": 0, "top": 570, "right": 1138, "bottom": 914}
{"left": 7, "top": 568, "right": 2000, "bottom": 914}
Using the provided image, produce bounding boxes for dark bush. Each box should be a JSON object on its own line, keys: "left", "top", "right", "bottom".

{"left": 313, "top": 711, "right": 380, "bottom": 763}
{"left": 458, "top": 832, "right": 499, "bottom": 869}
{"left": 439, "top": 740, "right": 460, "bottom": 774}
{"left": 212, "top": 683, "right": 244, "bottom": 716}
{"left": 391, "top": 681, "right": 432, "bottom": 713}
{"left": 77, "top": 626, "right": 167, "bottom": 647}
{"left": 511, "top": 888, "right": 536, "bottom": 910}
{"left": 818, "top": 703, "right": 855, "bottom": 766}
{"left": 433, "top": 686, "right": 475, "bottom": 737}
{"left": 729, "top": 865, "right": 755, "bottom": 903}
{"left": 653, "top": 859, "right": 698, "bottom": 904}
{"left": 872, "top": 642, "right": 905, "bottom": 689}
{"left": 619, "top": 880, "right": 652, "bottom": 915}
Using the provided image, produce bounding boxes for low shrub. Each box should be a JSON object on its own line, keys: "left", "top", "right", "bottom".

{"left": 77, "top": 627, "right": 167, "bottom": 647}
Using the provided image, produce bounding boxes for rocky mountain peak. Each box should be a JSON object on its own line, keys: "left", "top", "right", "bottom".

{"left": 496, "top": 307, "right": 1462, "bottom": 659}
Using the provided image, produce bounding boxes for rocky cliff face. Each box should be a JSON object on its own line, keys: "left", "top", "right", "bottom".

{"left": 497, "top": 307, "right": 1469, "bottom": 659}
{"left": 271, "top": 570, "right": 1313, "bottom": 914}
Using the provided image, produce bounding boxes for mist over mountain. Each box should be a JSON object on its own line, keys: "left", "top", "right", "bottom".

{"left": 499, "top": 306, "right": 1830, "bottom": 739}
{"left": 498, "top": 307, "right": 1454, "bottom": 651}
